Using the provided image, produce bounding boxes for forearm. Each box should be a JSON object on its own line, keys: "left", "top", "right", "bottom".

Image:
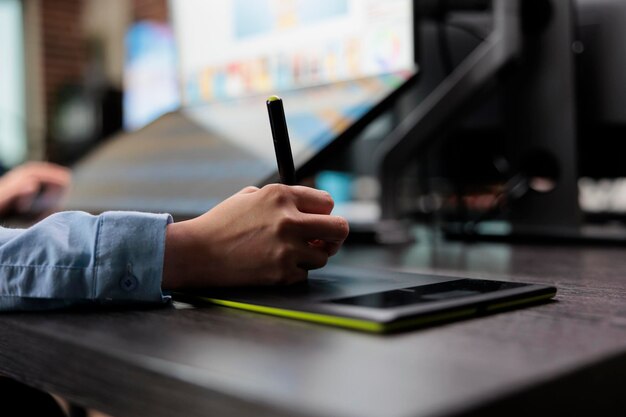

{"left": 0, "top": 211, "right": 172, "bottom": 311}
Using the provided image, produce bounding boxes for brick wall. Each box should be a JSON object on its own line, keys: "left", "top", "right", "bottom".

{"left": 40, "top": 0, "right": 86, "bottom": 130}
{"left": 37, "top": 0, "right": 169, "bottom": 160}
{"left": 132, "top": 0, "right": 168, "bottom": 22}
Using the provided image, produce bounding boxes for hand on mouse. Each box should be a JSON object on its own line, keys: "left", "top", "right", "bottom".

{"left": 0, "top": 162, "right": 71, "bottom": 216}
{"left": 161, "top": 184, "right": 349, "bottom": 289}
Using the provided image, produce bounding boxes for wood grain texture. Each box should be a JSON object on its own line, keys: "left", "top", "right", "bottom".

{"left": 2, "top": 234, "right": 626, "bottom": 417}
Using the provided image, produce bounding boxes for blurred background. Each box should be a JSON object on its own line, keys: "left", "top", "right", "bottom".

{"left": 0, "top": 0, "right": 174, "bottom": 169}
{"left": 3, "top": 0, "right": 626, "bottom": 242}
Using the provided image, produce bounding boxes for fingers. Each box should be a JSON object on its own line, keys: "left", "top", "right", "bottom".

{"left": 261, "top": 183, "right": 334, "bottom": 214}
{"left": 307, "top": 238, "right": 342, "bottom": 257}
{"left": 297, "top": 214, "right": 350, "bottom": 242}
{"left": 317, "top": 240, "right": 342, "bottom": 256}
{"left": 296, "top": 243, "right": 330, "bottom": 271}
{"left": 266, "top": 242, "right": 329, "bottom": 286}
{"left": 20, "top": 162, "right": 71, "bottom": 186}
{"left": 287, "top": 185, "right": 335, "bottom": 215}
{"left": 262, "top": 183, "right": 348, "bottom": 254}
{"left": 15, "top": 178, "right": 40, "bottom": 196}
{"left": 299, "top": 215, "right": 348, "bottom": 258}
{"left": 254, "top": 184, "right": 348, "bottom": 281}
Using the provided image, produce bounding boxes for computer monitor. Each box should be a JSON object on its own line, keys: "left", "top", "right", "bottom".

{"left": 65, "top": 0, "right": 417, "bottom": 217}
{"left": 171, "top": 0, "right": 415, "bottom": 104}
{"left": 171, "top": 0, "right": 417, "bottom": 180}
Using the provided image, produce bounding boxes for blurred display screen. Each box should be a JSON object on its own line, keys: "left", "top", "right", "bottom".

{"left": 124, "top": 22, "right": 180, "bottom": 130}
{"left": 171, "top": 0, "right": 415, "bottom": 104}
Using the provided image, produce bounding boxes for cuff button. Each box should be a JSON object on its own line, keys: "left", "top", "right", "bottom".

{"left": 121, "top": 264, "right": 139, "bottom": 291}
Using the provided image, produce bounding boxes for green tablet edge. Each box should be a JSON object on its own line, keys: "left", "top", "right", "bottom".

{"left": 191, "top": 288, "right": 556, "bottom": 333}
{"left": 200, "top": 297, "right": 476, "bottom": 333}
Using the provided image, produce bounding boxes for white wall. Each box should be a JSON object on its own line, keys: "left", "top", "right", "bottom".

{"left": 0, "top": 0, "right": 27, "bottom": 167}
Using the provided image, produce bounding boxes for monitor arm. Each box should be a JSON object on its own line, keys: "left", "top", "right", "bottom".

{"left": 377, "top": 0, "right": 522, "bottom": 221}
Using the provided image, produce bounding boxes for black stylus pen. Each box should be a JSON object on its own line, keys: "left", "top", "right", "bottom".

{"left": 267, "top": 95, "right": 297, "bottom": 185}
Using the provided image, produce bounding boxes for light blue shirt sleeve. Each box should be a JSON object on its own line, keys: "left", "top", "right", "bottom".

{"left": 0, "top": 211, "right": 173, "bottom": 311}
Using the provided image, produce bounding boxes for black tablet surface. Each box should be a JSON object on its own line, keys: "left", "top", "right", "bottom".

{"left": 176, "top": 266, "right": 556, "bottom": 333}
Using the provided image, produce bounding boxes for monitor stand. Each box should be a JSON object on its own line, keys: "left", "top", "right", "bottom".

{"left": 374, "top": 0, "right": 522, "bottom": 245}
{"left": 443, "top": 0, "right": 626, "bottom": 246}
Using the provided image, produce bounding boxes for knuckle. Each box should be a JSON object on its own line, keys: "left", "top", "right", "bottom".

{"left": 273, "top": 244, "right": 293, "bottom": 265}
{"left": 275, "top": 212, "right": 300, "bottom": 235}
{"left": 335, "top": 216, "right": 350, "bottom": 238}
{"left": 264, "top": 184, "right": 292, "bottom": 206}
{"left": 321, "top": 191, "right": 335, "bottom": 210}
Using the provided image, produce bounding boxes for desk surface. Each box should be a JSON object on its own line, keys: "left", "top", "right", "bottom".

{"left": 2, "top": 230, "right": 626, "bottom": 417}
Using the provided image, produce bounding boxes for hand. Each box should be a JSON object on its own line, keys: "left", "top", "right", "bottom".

{"left": 0, "top": 162, "right": 71, "bottom": 216}
{"left": 162, "top": 184, "right": 349, "bottom": 290}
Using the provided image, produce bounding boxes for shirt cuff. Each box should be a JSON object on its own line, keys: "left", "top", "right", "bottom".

{"left": 94, "top": 211, "right": 173, "bottom": 304}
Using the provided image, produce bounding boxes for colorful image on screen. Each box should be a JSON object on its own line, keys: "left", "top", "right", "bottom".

{"left": 171, "top": 0, "right": 414, "bottom": 104}
{"left": 123, "top": 21, "right": 180, "bottom": 130}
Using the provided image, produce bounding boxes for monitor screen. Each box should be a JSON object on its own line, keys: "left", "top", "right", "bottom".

{"left": 171, "top": 0, "right": 415, "bottom": 104}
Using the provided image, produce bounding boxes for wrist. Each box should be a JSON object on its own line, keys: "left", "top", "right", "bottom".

{"left": 162, "top": 221, "right": 191, "bottom": 290}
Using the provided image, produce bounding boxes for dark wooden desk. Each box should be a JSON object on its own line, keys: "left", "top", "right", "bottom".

{"left": 2, "top": 232, "right": 626, "bottom": 417}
